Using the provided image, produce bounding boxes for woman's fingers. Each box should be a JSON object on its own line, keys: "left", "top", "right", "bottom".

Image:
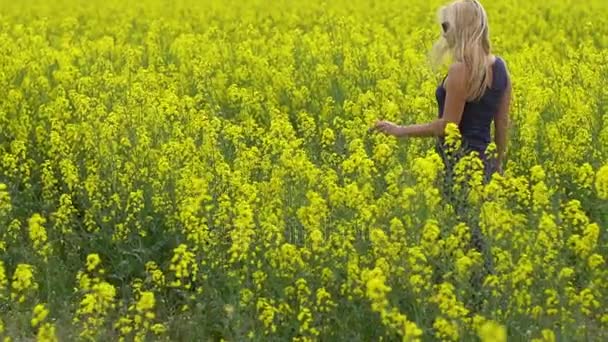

{"left": 375, "top": 120, "right": 388, "bottom": 130}
{"left": 369, "top": 121, "right": 381, "bottom": 133}
{"left": 371, "top": 120, "right": 393, "bottom": 134}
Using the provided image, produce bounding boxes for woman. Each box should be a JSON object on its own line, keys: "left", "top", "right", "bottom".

{"left": 372, "top": 0, "right": 511, "bottom": 292}
{"left": 372, "top": 0, "right": 511, "bottom": 183}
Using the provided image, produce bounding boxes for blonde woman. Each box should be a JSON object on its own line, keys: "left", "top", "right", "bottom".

{"left": 372, "top": 0, "right": 511, "bottom": 182}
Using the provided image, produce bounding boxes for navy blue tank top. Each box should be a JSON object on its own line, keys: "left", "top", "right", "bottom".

{"left": 435, "top": 56, "right": 509, "bottom": 156}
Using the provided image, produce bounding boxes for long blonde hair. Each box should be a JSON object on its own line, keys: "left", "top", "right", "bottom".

{"left": 431, "top": 0, "right": 492, "bottom": 102}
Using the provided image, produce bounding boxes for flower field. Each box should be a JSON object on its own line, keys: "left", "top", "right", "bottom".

{"left": 1, "top": 0, "right": 607, "bottom": 340}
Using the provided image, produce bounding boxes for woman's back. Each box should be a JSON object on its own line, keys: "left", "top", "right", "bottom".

{"left": 435, "top": 56, "right": 509, "bottom": 154}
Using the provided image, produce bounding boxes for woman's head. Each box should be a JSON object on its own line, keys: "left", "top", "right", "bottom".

{"left": 432, "top": 0, "right": 492, "bottom": 101}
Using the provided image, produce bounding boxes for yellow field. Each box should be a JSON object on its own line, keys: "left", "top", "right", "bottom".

{"left": 0, "top": 0, "right": 607, "bottom": 340}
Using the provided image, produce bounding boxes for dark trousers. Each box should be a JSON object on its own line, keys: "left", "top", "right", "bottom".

{"left": 437, "top": 145, "right": 496, "bottom": 310}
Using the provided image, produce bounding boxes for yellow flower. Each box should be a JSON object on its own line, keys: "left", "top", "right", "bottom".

{"left": 321, "top": 127, "right": 335, "bottom": 147}
{"left": 315, "top": 287, "right": 336, "bottom": 313}
{"left": 455, "top": 255, "right": 474, "bottom": 280}
{"left": 512, "top": 255, "right": 534, "bottom": 287}
{"left": 421, "top": 219, "right": 442, "bottom": 258}
{"left": 531, "top": 329, "right": 556, "bottom": 342}
{"left": 576, "top": 288, "right": 600, "bottom": 316}
{"left": 373, "top": 142, "right": 393, "bottom": 165}
{"left": 86, "top": 254, "right": 102, "bottom": 272}
{"left": 575, "top": 163, "right": 594, "bottom": 189}
{"left": 28, "top": 214, "right": 51, "bottom": 261}
{"left": 0, "top": 261, "right": 7, "bottom": 298}
{"left": 0, "top": 183, "right": 10, "bottom": 217}
{"left": 531, "top": 180, "right": 551, "bottom": 212}
{"left": 588, "top": 253, "right": 604, "bottom": 269}
{"left": 37, "top": 323, "right": 59, "bottom": 342}
{"left": 365, "top": 268, "right": 391, "bottom": 312}
{"left": 595, "top": 163, "right": 608, "bottom": 199}
{"left": 228, "top": 199, "right": 256, "bottom": 263}
{"left": 370, "top": 227, "right": 388, "bottom": 251}
{"left": 558, "top": 267, "right": 575, "bottom": 280}
{"left": 561, "top": 199, "right": 590, "bottom": 229}
{"left": 412, "top": 153, "right": 443, "bottom": 186}
{"left": 11, "top": 264, "right": 38, "bottom": 304}
{"left": 431, "top": 282, "right": 469, "bottom": 320}
{"left": 530, "top": 165, "right": 546, "bottom": 182}
{"left": 567, "top": 223, "right": 599, "bottom": 258}
{"left": 477, "top": 320, "right": 506, "bottom": 342}
{"left": 433, "top": 316, "right": 459, "bottom": 341}
{"left": 297, "top": 191, "right": 329, "bottom": 231}
{"left": 114, "top": 316, "right": 133, "bottom": 335}
{"left": 297, "top": 307, "right": 318, "bottom": 337}
{"left": 74, "top": 280, "right": 117, "bottom": 339}
{"left": 31, "top": 303, "right": 50, "bottom": 327}
{"left": 445, "top": 222, "right": 470, "bottom": 257}
{"left": 256, "top": 298, "right": 278, "bottom": 334}
{"left": 135, "top": 291, "right": 155, "bottom": 312}
{"left": 444, "top": 122, "right": 462, "bottom": 152}
{"left": 308, "top": 229, "right": 323, "bottom": 250}
{"left": 114, "top": 288, "right": 161, "bottom": 340}
{"left": 240, "top": 288, "right": 254, "bottom": 308}
{"left": 151, "top": 323, "right": 167, "bottom": 335}
{"left": 168, "top": 244, "right": 198, "bottom": 289}
{"left": 51, "top": 194, "right": 77, "bottom": 235}
{"left": 321, "top": 267, "right": 335, "bottom": 284}
{"left": 145, "top": 261, "right": 166, "bottom": 288}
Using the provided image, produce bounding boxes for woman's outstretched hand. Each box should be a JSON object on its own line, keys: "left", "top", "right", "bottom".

{"left": 371, "top": 120, "right": 402, "bottom": 137}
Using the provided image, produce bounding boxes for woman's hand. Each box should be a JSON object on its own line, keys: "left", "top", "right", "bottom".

{"left": 372, "top": 120, "right": 403, "bottom": 137}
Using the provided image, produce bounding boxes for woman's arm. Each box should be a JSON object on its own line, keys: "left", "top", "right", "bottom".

{"left": 494, "top": 71, "right": 511, "bottom": 171}
{"left": 373, "top": 62, "right": 468, "bottom": 138}
{"left": 374, "top": 120, "right": 445, "bottom": 138}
